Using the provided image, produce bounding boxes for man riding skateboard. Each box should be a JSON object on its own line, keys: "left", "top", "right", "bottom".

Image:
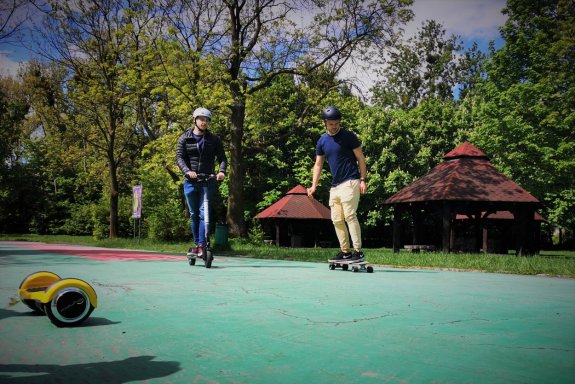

{"left": 307, "top": 106, "right": 368, "bottom": 263}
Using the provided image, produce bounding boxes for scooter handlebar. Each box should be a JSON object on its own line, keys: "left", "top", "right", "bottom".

{"left": 187, "top": 173, "right": 218, "bottom": 182}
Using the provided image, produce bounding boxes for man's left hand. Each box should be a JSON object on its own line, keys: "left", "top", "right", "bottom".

{"left": 360, "top": 180, "right": 367, "bottom": 194}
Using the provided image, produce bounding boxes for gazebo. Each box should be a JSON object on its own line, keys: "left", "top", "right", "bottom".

{"left": 384, "top": 142, "right": 543, "bottom": 256}
{"left": 255, "top": 185, "right": 334, "bottom": 247}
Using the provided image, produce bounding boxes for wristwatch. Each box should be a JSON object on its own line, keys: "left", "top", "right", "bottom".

{"left": 360, "top": 178, "right": 367, "bottom": 182}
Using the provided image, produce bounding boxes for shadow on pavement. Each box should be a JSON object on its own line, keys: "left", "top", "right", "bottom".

{"left": 0, "top": 356, "right": 181, "bottom": 384}
{"left": 209, "top": 265, "right": 314, "bottom": 269}
{"left": 0, "top": 308, "right": 121, "bottom": 327}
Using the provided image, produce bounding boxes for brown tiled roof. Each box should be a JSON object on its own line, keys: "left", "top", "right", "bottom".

{"left": 443, "top": 141, "right": 489, "bottom": 159}
{"left": 255, "top": 185, "right": 331, "bottom": 219}
{"left": 385, "top": 142, "right": 540, "bottom": 204}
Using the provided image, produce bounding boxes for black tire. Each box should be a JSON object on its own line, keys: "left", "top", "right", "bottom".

{"left": 44, "top": 287, "right": 95, "bottom": 327}
{"left": 342, "top": 264, "right": 349, "bottom": 271}
{"left": 189, "top": 258, "right": 196, "bottom": 266}
{"left": 22, "top": 299, "right": 44, "bottom": 313}
{"left": 329, "top": 264, "right": 336, "bottom": 270}
{"left": 205, "top": 251, "right": 213, "bottom": 268}
{"left": 367, "top": 266, "right": 374, "bottom": 273}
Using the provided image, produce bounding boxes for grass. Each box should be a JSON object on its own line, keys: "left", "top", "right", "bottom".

{"left": 1, "top": 234, "right": 574, "bottom": 278}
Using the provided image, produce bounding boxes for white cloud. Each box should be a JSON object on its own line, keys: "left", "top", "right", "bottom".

{"left": 342, "top": 0, "right": 508, "bottom": 100}
{"left": 0, "top": 51, "right": 25, "bottom": 77}
{"left": 405, "top": 0, "right": 507, "bottom": 42}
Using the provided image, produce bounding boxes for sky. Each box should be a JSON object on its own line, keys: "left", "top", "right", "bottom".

{"left": 0, "top": 0, "right": 508, "bottom": 94}
{"left": 343, "top": 0, "right": 508, "bottom": 97}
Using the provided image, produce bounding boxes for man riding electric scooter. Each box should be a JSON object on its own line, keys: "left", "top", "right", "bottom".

{"left": 176, "top": 107, "right": 227, "bottom": 268}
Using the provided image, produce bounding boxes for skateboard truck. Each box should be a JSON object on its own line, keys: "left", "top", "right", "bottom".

{"left": 18, "top": 271, "right": 97, "bottom": 327}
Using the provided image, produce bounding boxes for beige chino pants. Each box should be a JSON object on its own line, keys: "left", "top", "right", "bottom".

{"left": 329, "top": 179, "right": 361, "bottom": 252}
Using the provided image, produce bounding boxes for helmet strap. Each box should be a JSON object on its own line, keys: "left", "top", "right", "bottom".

{"left": 193, "top": 122, "right": 206, "bottom": 134}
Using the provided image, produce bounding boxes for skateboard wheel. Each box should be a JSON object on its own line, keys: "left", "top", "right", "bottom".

{"left": 367, "top": 266, "right": 374, "bottom": 273}
{"left": 329, "top": 264, "right": 335, "bottom": 270}
{"left": 342, "top": 264, "right": 349, "bottom": 271}
{"left": 189, "top": 258, "right": 196, "bottom": 266}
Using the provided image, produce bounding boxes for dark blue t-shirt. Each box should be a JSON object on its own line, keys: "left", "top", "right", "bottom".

{"left": 316, "top": 129, "right": 361, "bottom": 186}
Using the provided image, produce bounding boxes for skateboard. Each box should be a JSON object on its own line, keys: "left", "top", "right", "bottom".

{"left": 328, "top": 259, "right": 374, "bottom": 273}
{"left": 187, "top": 249, "right": 214, "bottom": 268}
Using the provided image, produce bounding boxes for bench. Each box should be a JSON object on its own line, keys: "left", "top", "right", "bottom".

{"left": 404, "top": 244, "right": 436, "bottom": 253}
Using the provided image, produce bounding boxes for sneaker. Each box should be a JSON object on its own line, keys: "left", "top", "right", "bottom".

{"left": 196, "top": 245, "right": 205, "bottom": 258}
{"left": 349, "top": 250, "right": 365, "bottom": 261}
{"left": 329, "top": 251, "right": 352, "bottom": 261}
{"left": 186, "top": 246, "right": 197, "bottom": 257}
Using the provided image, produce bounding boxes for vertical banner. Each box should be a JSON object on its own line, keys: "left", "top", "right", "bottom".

{"left": 132, "top": 185, "right": 142, "bottom": 219}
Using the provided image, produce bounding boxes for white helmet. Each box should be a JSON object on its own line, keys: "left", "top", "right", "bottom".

{"left": 193, "top": 107, "right": 212, "bottom": 120}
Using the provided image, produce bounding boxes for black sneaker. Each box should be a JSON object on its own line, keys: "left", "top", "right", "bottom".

{"left": 329, "top": 251, "right": 352, "bottom": 262}
{"left": 349, "top": 250, "right": 365, "bottom": 261}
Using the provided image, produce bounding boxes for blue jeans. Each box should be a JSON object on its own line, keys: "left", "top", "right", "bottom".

{"left": 183, "top": 180, "right": 216, "bottom": 247}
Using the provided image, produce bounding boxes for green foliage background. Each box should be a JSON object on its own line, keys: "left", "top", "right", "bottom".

{"left": 0, "top": 0, "right": 573, "bottom": 247}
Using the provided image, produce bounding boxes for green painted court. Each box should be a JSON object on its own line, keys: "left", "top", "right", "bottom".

{"left": 1, "top": 241, "right": 574, "bottom": 383}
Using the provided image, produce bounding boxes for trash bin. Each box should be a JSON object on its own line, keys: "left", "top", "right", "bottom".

{"left": 214, "top": 223, "right": 229, "bottom": 247}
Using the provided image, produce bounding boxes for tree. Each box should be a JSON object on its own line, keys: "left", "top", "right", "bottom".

{"left": 371, "top": 19, "right": 471, "bottom": 108}
{"left": 0, "top": 74, "right": 36, "bottom": 233}
{"left": 468, "top": 0, "right": 575, "bottom": 241}
{"left": 34, "top": 0, "right": 157, "bottom": 237}
{"left": 0, "top": 0, "right": 28, "bottom": 41}
{"left": 357, "top": 99, "right": 463, "bottom": 232}
{"left": 162, "top": 0, "right": 414, "bottom": 237}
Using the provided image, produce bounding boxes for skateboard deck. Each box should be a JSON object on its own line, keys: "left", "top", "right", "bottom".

{"left": 328, "top": 259, "right": 373, "bottom": 273}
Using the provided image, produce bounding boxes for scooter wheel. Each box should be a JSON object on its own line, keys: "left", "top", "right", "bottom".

{"left": 204, "top": 252, "right": 213, "bottom": 269}
{"left": 367, "top": 266, "right": 374, "bottom": 273}
{"left": 342, "top": 264, "right": 349, "bottom": 271}
{"left": 189, "top": 258, "right": 196, "bottom": 266}
{"left": 329, "top": 264, "right": 335, "bottom": 270}
{"left": 44, "top": 287, "right": 95, "bottom": 327}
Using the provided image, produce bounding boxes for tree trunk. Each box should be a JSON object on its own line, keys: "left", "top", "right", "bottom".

{"left": 227, "top": 101, "right": 246, "bottom": 237}
{"left": 109, "top": 158, "right": 119, "bottom": 238}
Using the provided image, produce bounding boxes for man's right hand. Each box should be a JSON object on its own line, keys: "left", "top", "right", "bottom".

{"left": 307, "top": 186, "right": 316, "bottom": 197}
{"left": 186, "top": 171, "right": 197, "bottom": 179}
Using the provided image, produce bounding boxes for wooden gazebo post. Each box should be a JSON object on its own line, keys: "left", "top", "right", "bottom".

{"left": 441, "top": 201, "right": 452, "bottom": 252}
{"left": 392, "top": 206, "right": 402, "bottom": 253}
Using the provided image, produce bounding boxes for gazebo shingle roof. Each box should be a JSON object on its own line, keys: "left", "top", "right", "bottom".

{"left": 385, "top": 142, "right": 540, "bottom": 204}
{"left": 255, "top": 185, "right": 331, "bottom": 220}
